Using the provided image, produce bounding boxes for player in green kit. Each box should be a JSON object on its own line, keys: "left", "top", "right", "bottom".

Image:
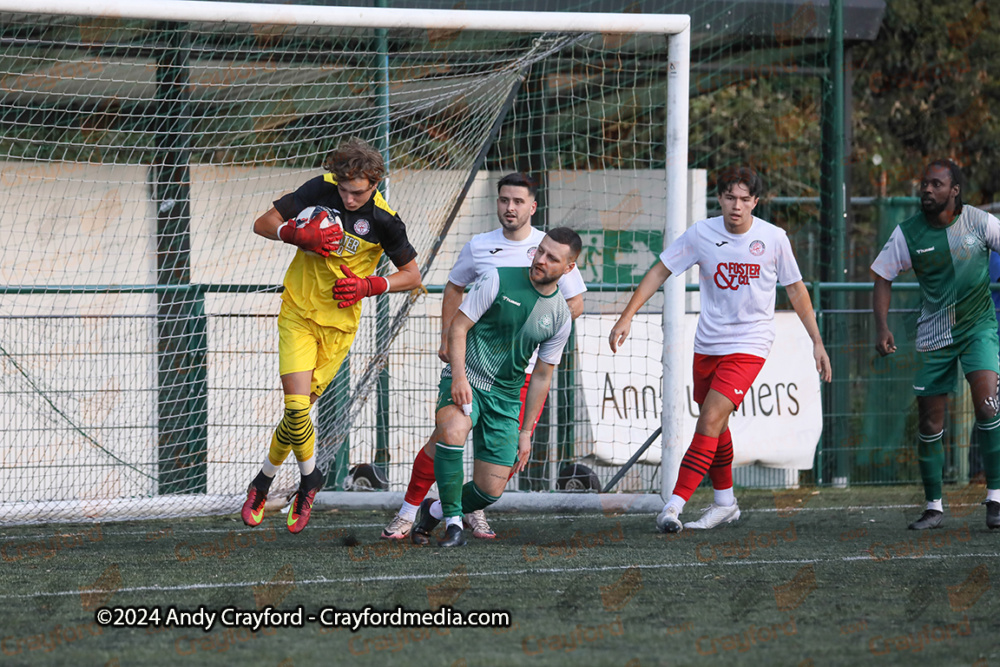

{"left": 410, "top": 228, "right": 581, "bottom": 547}
{"left": 872, "top": 160, "right": 1000, "bottom": 530}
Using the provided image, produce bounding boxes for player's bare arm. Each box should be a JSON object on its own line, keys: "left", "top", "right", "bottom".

{"left": 566, "top": 294, "right": 584, "bottom": 320}
{"left": 872, "top": 275, "right": 896, "bottom": 357}
{"left": 385, "top": 258, "right": 421, "bottom": 292}
{"left": 785, "top": 280, "right": 832, "bottom": 382}
{"left": 438, "top": 281, "right": 465, "bottom": 362}
{"left": 609, "top": 260, "right": 672, "bottom": 352}
{"left": 447, "top": 310, "right": 475, "bottom": 409}
{"left": 253, "top": 207, "right": 285, "bottom": 239}
{"left": 513, "top": 361, "right": 555, "bottom": 474}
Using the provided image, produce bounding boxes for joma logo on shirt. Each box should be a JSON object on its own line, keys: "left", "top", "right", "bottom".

{"left": 502, "top": 295, "right": 522, "bottom": 306}
{"left": 714, "top": 262, "right": 761, "bottom": 290}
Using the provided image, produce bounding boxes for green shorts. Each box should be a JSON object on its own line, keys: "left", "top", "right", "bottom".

{"left": 436, "top": 376, "right": 521, "bottom": 467}
{"left": 913, "top": 328, "right": 1000, "bottom": 396}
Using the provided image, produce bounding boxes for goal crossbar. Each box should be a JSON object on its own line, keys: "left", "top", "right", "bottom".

{"left": 11, "top": 0, "right": 690, "bottom": 35}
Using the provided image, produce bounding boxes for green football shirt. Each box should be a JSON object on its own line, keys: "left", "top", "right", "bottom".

{"left": 442, "top": 266, "right": 572, "bottom": 394}
{"left": 871, "top": 205, "right": 1000, "bottom": 351}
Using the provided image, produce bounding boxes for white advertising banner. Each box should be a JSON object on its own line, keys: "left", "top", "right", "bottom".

{"left": 578, "top": 313, "right": 823, "bottom": 469}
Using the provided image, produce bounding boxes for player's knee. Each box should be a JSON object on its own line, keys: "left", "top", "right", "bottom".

{"left": 695, "top": 411, "right": 728, "bottom": 438}
{"left": 436, "top": 417, "right": 469, "bottom": 445}
{"left": 437, "top": 424, "right": 457, "bottom": 444}
{"left": 477, "top": 476, "right": 507, "bottom": 498}
{"left": 471, "top": 464, "right": 509, "bottom": 497}
{"left": 284, "top": 394, "right": 311, "bottom": 415}
{"left": 975, "top": 395, "right": 1000, "bottom": 420}
{"left": 919, "top": 423, "right": 945, "bottom": 440}
{"left": 279, "top": 394, "right": 314, "bottom": 446}
{"left": 918, "top": 414, "right": 945, "bottom": 435}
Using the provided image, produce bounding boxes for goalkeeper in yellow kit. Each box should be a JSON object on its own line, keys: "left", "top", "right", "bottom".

{"left": 241, "top": 138, "right": 420, "bottom": 533}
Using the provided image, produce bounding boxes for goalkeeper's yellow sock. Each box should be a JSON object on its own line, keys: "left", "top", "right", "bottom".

{"left": 265, "top": 394, "right": 313, "bottom": 476}
{"left": 263, "top": 431, "right": 290, "bottom": 475}
{"left": 281, "top": 394, "right": 316, "bottom": 475}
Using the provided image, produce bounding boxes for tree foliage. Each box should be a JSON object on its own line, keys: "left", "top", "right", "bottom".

{"left": 852, "top": 0, "right": 1000, "bottom": 203}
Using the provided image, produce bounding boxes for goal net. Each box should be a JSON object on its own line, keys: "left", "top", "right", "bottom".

{"left": 0, "top": 1, "right": 689, "bottom": 523}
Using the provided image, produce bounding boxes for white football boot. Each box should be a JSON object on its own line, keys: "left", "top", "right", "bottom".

{"left": 683, "top": 502, "right": 741, "bottom": 530}
{"left": 656, "top": 505, "right": 683, "bottom": 533}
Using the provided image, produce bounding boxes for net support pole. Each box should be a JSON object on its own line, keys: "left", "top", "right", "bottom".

{"left": 153, "top": 23, "right": 208, "bottom": 494}
{"left": 374, "top": 7, "right": 391, "bottom": 475}
{"left": 821, "top": 0, "right": 849, "bottom": 487}
{"left": 661, "top": 25, "right": 690, "bottom": 502}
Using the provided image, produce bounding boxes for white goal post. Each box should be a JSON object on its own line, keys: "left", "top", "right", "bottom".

{"left": 0, "top": 0, "right": 689, "bottom": 521}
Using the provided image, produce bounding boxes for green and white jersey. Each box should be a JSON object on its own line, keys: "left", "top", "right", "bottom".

{"left": 442, "top": 266, "right": 572, "bottom": 394}
{"left": 871, "top": 206, "right": 1000, "bottom": 351}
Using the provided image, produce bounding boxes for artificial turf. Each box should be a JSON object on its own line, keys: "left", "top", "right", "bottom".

{"left": 0, "top": 486, "right": 997, "bottom": 666}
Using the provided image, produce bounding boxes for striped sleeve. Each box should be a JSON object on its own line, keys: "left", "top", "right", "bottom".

{"left": 871, "top": 226, "right": 911, "bottom": 281}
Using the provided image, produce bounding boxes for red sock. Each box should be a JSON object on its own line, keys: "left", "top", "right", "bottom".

{"left": 672, "top": 433, "right": 719, "bottom": 501}
{"left": 709, "top": 428, "right": 734, "bottom": 490}
{"left": 403, "top": 449, "right": 436, "bottom": 506}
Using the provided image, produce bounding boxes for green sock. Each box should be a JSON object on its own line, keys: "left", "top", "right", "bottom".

{"left": 434, "top": 443, "right": 465, "bottom": 518}
{"left": 461, "top": 481, "right": 501, "bottom": 514}
{"left": 917, "top": 430, "right": 944, "bottom": 503}
{"left": 976, "top": 416, "right": 1000, "bottom": 490}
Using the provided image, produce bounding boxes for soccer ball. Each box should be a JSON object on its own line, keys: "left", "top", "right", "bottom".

{"left": 292, "top": 205, "right": 343, "bottom": 256}
{"left": 293, "top": 205, "right": 341, "bottom": 230}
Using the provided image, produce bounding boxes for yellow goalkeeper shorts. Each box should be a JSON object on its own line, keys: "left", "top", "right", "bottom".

{"left": 277, "top": 302, "right": 355, "bottom": 397}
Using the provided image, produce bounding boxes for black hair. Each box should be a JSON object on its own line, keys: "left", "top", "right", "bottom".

{"left": 545, "top": 226, "right": 582, "bottom": 262}
{"left": 716, "top": 166, "right": 764, "bottom": 198}
{"left": 924, "top": 159, "right": 966, "bottom": 213}
{"left": 497, "top": 172, "right": 539, "bottom": 197}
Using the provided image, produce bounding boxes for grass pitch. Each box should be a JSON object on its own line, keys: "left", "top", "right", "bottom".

{"left": 1, "top": 486, "right": 998, "bottom": 667}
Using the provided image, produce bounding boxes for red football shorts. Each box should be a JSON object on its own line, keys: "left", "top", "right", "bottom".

{"left": 692, "top": 353, "right": 766, "bottom": 408}
{"left": 518, "top": 373, "right": 547, "bottom": 430}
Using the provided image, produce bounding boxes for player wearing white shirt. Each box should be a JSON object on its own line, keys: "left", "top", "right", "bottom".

{"left": 665, "top": 215, "right": 803, "bottom": 357}
{"left": 609, "top": 167, "right": 831, "bottom": 534}
{"left": 382, "top": 173, "right": 586, "bottom": 541}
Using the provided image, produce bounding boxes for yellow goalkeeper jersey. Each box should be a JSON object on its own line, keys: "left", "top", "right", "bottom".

{"left": 273, "top": 174, "right": 417, "bottom": 332}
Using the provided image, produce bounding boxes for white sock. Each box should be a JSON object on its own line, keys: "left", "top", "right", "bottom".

{"left": 714, "top": 487, "right": 736, "bottom": 507}
{"left": 667, "top": 494, "right": 686, "bottom": 514}
{"left": 445, "top": 516, "right": 462, "bottom": 529}
{"left": 430, "top": 500, "right": 444, "bottom": 520}
{"left": 986, "top": 489, "right": 1000, "bottom": 503}
{"left": 261, "top": 459, "right": 280, "bottom": 477}
{"left": 398, "top": 501, "right": 419, "bottom": 521}
{"left": 926, "top": 499, "right": 943, "bottom": 512}
{"left": 297, "top": 455, "right": 316, "bottom": 476}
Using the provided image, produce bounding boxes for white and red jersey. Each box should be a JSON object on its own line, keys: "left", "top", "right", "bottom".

{"left": 448, "top": 227, "right": 587, "bottom": 298}
{"left": 659, "top": 215, "right": 803, "bottom": 358}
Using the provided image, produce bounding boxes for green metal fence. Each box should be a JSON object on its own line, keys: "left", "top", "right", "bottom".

{"left": 10, "top": 273, "right": 993, "bottom": 494}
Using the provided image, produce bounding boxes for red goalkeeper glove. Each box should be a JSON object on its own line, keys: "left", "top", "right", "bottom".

{"left": 332, "top": 265, "right": 389, "bottom": 308}
{"left": 277, "top": 209, "right": 343, "bottom": 257}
